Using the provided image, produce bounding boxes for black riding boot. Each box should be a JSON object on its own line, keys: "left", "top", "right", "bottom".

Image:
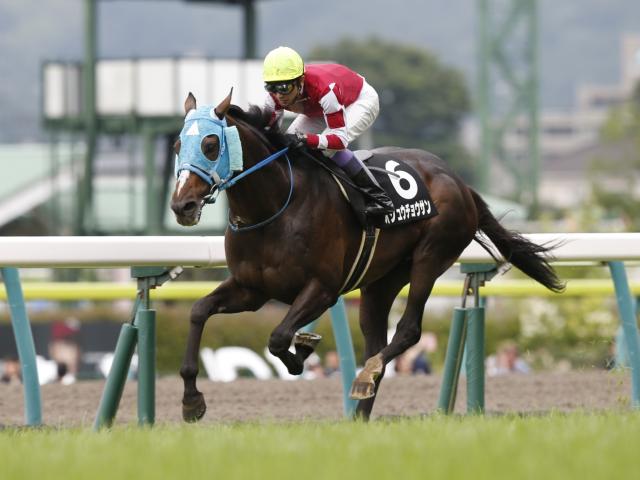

{"left": 350, "top": 168, "right": 395, "bottom": 216}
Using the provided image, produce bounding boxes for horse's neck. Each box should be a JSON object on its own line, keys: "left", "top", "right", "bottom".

{"left": 226, "top": 132, "right": 291, "bottom": 224}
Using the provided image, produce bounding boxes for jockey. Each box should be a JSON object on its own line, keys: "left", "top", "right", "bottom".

{"left": 262, "top": 46, "right": 394, "bottom": 217}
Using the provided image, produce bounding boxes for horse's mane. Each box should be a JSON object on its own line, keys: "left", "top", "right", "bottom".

{"left": 226, "top": 104, "right": 327, "bottom": 175}
{"left": 227, "top": 104, "right": 288, "bottom": 150}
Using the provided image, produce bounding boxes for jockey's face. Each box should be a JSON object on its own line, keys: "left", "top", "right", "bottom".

{"left": 274, "top": 77, "right": 303, "bottom": 107}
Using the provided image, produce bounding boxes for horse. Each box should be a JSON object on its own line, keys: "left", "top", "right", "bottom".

{"left": 170, "top": 91, "right": 564, "bottom": 422}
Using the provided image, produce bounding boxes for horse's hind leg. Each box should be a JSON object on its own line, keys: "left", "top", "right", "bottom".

{"left": 385, "top": 250, "right": 458, "bottom": 361}
{"left": 354, "top": 262, "right": 410, "bottom": 419}
{"left": 352, "top": 249, "right": 456, "bottom": 401}
{"left": 181, "top": 277, "right": 267, "bottom": 422}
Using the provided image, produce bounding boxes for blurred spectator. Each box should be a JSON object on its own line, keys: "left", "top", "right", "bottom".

{"left": 324, "top": 350, "right": 340, "bottom": 377}
{"left": 395, "top": 332, "right": 437, "bottom": 375}
{"left": 49, "top": 318, "right": 81, "bottom": 384}
{"left": 486, "top": 340, "right": 531, "bottom": 376}
{"left": 303, "top": 353, "right": 326, "bottom": 380}
{"left": 1, "top": 357, "right": 21, "bottom": 384}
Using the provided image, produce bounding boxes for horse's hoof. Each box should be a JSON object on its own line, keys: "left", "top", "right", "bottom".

{"left": 294, "top": 332, "right": 322, "bottom": 350}
{"left": 350, "top": 380, "right": 376, "bottom": 400}
{"left": 182, "top": 392, "right": 207, "bottom": 423}
{"left": 349, "top": 353, "right": 383, "bottom": 400}
{"left": 286, "top": 362, "right": 304, "bottom": 375}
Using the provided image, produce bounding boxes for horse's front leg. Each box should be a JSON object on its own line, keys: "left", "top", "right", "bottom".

{"left": 181, "top": 277, "right": 267, "bottom": 422}
{"left": 268, "top": 279, "right": 337, "bottom": 375}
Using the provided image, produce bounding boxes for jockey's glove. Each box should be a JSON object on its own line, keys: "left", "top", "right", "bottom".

{"left": 283, "top": 133, "right": 307, "bottom": 151}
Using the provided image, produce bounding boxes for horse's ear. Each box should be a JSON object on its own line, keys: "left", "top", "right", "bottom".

{"left": 184, "top": 92, "right": 196, "bottom": 116}
{"left": 214, "top": 88, "right": 233, "bottom": 120}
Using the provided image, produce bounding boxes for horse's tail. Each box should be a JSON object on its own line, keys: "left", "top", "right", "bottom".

{"left": 470, "top": 189, "right": 565, "bottom": 293}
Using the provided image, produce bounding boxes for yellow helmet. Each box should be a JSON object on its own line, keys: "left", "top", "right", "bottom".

{"left": 263, "top": 46, "right": 304, "bottom": 82}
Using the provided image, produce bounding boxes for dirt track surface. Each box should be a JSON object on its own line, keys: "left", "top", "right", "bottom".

{"left": 0, "top": 371, "right": 633, "bottom": 428}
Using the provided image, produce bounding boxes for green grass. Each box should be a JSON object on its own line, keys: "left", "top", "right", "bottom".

{"left": 1, "top": 412, "right": 639, "bottom": 479}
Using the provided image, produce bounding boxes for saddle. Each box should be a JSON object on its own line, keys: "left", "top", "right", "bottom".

{"left": 328, "top": 150, "right": 439, "bottom": 229}
{"left": 316, "top": 150, "right": 439, "bottom": 293}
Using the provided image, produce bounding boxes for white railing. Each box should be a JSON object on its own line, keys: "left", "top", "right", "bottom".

{"left": 2, "top": 232, "right": 640, "bottom": 423}
{"left": 1, "top": 233, "right": 640, "bottom": 267}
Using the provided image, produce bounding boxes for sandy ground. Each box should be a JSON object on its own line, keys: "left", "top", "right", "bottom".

{"left": 0, "top": 371, "right": 633, "bottom": 428}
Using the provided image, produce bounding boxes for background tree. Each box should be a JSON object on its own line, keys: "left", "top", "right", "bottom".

{"left": 309, "top": 38, "right": 474, "bottom": 181}
{"left": 588, "top": 80, "right": 640, "bottom": 230}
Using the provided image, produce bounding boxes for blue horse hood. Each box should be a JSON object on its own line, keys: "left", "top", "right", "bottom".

{"left": 175, "top": 106, "right": 243, "bottom": 186}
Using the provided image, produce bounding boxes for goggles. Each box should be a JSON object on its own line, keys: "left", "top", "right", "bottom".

{"left": 264, "top": 82, "right": 295, "bottom": 95}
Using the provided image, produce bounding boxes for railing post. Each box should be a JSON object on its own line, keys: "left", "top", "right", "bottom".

{"left": 438, "top": 263, "right": 495, "bottom": 415}
{"left": 301, "top": 297, "right": 358, "bottom": 418}
{"left": 437, "top": 307, "right": 468, "bottom": 413}
{"left": 1, "top": 267, "right": 42, "bottom": 426}
{"left": 94, "top": 266, "right": 181, "bottom": 429}
{"left": 329, "top": 297, "right": 358, "bottom": 418}
{"left": 465, "top": 306, "right": 485, "bottom": 413}
{"left": 94, "top": 323, "right": 138, "bottom": 429}
{"left": 608, "top": 261, "right": 640, "bottom": 408}
{"left": 136, "top": 309, "right": 156, "bottom": 425}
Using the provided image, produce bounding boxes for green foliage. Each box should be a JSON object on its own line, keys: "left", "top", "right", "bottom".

{"left": 2, "top": 289, "right": 620, "bottom": 375}
{"left": 588, "top": 79, "right": 640, "bottom": 230}
{"left": 155, "top": 301, "right": 368, "bottom": 374}
{"left": 511, "top": 297, "right": 616, "bottom": 370}
{"left": 174, "top": 293, "right": 618, "bottom": 374}
{"left": 309, "top": 38, "right": 474, "bottom": 181}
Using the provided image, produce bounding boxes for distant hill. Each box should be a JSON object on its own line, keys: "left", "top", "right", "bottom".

{"left": 1, "top": 0, "right": 639, "bottom": 142}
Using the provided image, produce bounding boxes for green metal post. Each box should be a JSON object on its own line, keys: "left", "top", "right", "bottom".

{"left": 136, "top": 309, "right": 156, "bottom": 425}
{"left": 94, "top": 323, "right": 138, "bottom": 430}
{"left": 329, "top": 297, "right": 358, "bottom": 418}
{"left": 301, "top": 319, "right": 319, "bottom": 333}
{"left": 143, "top": 126, "right": 160, "bottom": 234}
{"left": 608, "top": 262, "right": 640, "bottom": 407}
{"left": 242, "top": 0, "right": 256, "bottom": 59}
{"left": 49, "top": 133, "right": 61, "bottom": 234}
{"left": 476, "top": 0, "right": 491, "bottom": 194}
{"left": 2, "top": 268, "right": 42, "bottom": 426}
{"left": 476, "top": 0, "right": 540, "bottom": 208}
{"left": 77, "top": 0, "right": 97, "bottom": 234}
{"left": 465, "top": 306, "right": 486, "bottom": 413}
{"left": 128, "top": 126, "right": 138, "bottom": 231}
{"left": 524, "top": 0, "right": 540, "bottom": 213}
{"left": 437, "top": 308, "right": 468, "bottom": 413}
{"left": 615, "top": 326, "right": 628, "bottom": 367}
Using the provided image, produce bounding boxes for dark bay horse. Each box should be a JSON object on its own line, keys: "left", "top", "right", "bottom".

{"left": 171, "top": 92, "right": 564, "bottom": 422}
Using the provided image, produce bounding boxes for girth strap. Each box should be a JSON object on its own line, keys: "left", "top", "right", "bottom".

{"left": 339, "top": 224, "right": 380, "bottom": 294}
{"left": 331, "top": 173, "right": 381, "bottom": 294}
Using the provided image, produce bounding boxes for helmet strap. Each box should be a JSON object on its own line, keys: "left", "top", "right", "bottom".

{"left": 291, "top": 77, "right": 304, "bottom": 102}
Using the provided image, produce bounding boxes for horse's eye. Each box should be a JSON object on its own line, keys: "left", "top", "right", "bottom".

{"left": 202, "top": 136, "right": 219, "bottom": 157}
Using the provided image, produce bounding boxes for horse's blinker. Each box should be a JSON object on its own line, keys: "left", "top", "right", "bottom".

{"left": 175, "top": 106, "right": 244, "bottom": 191}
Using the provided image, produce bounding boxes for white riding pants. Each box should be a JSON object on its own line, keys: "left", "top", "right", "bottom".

{"left": 287, "top": 79, "right": 380, "bottom": 156}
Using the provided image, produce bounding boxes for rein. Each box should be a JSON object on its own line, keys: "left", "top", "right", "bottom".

{"left": 223, "top": 147, "right": 295, "bottom": 233}
{"left": 225, "top": 147, "right": 289, "bottom": 190}
{"left": 202, "top": 147, "right": 290, "bottom": 204}
{"left": 296, "top": 149, "right": 400, "bottom": 203}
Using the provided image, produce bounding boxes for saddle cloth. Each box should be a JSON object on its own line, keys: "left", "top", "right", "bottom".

{"left": 329, "top": 150, "right": 439, "bottom": 229}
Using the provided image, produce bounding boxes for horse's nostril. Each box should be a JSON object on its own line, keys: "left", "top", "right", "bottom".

{"left": 171, "top": 199, "right": 198, "bottom": 217}
{"left": 182, "top": 201, "right": 198, "bottom": 215}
